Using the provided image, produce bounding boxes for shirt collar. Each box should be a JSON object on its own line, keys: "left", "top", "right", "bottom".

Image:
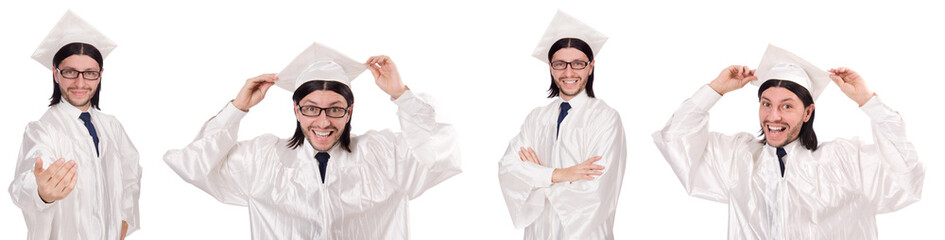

{"left": 767, "top": 139, "right": 804, "bottom": 156}
{"left": 54, "top": 98, "right": 91, "bottom": 119}
{"left": 558, "top": 90, "right": 589, "bottom": 111}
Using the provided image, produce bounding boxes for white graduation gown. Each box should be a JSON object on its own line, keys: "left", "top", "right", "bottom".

{"left": 652, "top": 85, "right": 925, "bottom": 239}
{"left": 8, "top": 102, "right": 142, "bottom": 240}
{"left": 498, "top": 91, "right": 627, "bottom": 240}
{"left": 163, "top": 91, "right": 461, "bottom": 240}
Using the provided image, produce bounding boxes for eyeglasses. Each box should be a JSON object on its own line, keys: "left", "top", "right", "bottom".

{"left": 57, "top": 68, "right": 101, "bottom": 80}
{"left": 551, "top": 60, "right": 589, "bottom": 70}
{"left": 298, "top": 105, "right": 349, "bottom": 118}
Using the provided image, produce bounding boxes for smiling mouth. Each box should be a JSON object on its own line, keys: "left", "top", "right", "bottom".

{"left": 312, "top": 130, "right": 333, "bottom": 138}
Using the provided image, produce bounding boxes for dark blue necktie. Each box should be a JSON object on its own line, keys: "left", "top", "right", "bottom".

{"left": 315, "top": 152, "right": 330, "bottom": 184}
{"left": 78, "top": 112, "right": 99, "bottom": 156}
{"left": 776, "top": 147, "right": 786, "bottom": 177}
{"left": 556, "top": 102, "right": 571, "bottom": 138}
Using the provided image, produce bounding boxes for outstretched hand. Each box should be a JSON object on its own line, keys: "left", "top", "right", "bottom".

{"left": 829, "top": 67, "right": 874, "bottom": 106}
{"left": 33, "top": 157, "right": 77, "bottom": 203}
{"left": 233, "top": 74, "right": 278, "bottom": 112}
{"left": 366, "top": 55, "right": 407, "bottom": 99}
{"left": 708, "top": 65, "right": 757, "bottom": 95}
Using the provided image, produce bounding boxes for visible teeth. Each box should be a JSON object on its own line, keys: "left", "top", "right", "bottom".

{"left": 314, "top": 131, "right": 330, "bottom": 136}
{"left": 767, "top": 126, "right": 785, "bottom": 131}
{"left": 564, "top": 80, "right": 577, "bottom": 84}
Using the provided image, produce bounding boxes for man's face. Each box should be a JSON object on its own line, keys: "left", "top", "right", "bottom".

{"left": 759, "top": 87, "right": 813, "bottom": 148}
{"left": 55, "top": 55, "right": 101, "bottom": 111}
{"left": 295, "top": 90, "right": 352, "bottom": 152}
{"left": 550, "top": 48, "right": 594, "bottom": 101}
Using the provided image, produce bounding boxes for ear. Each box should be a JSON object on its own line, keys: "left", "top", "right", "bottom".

{"left": 588, "top": 60, "right": 595, "bottom": 75}
{"left": 346, "top": 104, "right": 354, "bottom": 123}
{"left": 52, "top": 70, "right": 59, "bottom": 84}
{"left": 803, "top": 103, "right": 815, "bottom": 122}
{"left": 292, "top": 102, "right": 301, "bottom": 121}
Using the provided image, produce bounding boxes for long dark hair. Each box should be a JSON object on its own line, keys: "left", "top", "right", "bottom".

{"left": 546, "top": 38, "right": 596, "bottom": 98}
{"left": 50, "top": 42, "right": 104, "bottom": 109}
{"left": 287, "top": 80, "right": 354, "bottom": 152}
{"left": 758, "top": 80, "right": 818, "bottom": 151}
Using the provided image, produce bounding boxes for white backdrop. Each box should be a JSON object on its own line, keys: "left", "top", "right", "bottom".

{"left": 1, "top": 0, "right": 942, "bottom": 239}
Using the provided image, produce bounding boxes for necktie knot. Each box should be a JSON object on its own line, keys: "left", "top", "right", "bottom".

{"left": 79, "top": 112, "right": 92, "bottom": 123}
{"left": 776, "top": 147, "right": 786, "bottom": 177}
{"left": 556, "top": 102, "right": 572, "bottom": 138}
{"left": 315, "top": 152, "right": 330, "bottom": 183}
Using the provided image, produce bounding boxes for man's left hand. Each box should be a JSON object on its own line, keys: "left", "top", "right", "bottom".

{"left": 829, "top": 67, "right": 874, "bottom": 106}
{"left": 366, "top": 55, "right": 407, "bottom": 99}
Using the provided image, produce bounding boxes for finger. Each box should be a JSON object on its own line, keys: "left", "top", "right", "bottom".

{"left": 829, "top": 74, "right": 844, "bottom": 86}
{"left": 52, "top": 160, "right": 75, "bottom": 188}
{"left": 59, "top": 162, "right": 78, "bottom": 192}
{"left": 588, "top": 164, "right": 606, "bottom": 170}
{"left": 41, "top": 158, "right": 66, "bottom": 178}
{"left": 585, "top": 170, "right": 603, "bottom": 176}
{"left": 583, "top": 156, "right": 602, "bottom": 164}
{"left": 378, "top": 55, "right": 391, "bottom": 66}
{"left": 33, "top": 157, "right": 44, "bottom": 176}
{"left": 526, "top": 148, "right": 540, "bottom": 165}
{"left": 367, "top": 63, "right": 381, "bottom": 79}
{"left": 257, "top": 81, "right": 274, "bottom": 94}
{"left": 64, "top": 173, "right": 78, "bottom": 195}
{"left": 518, "top": 148, "right": 528, "bottom": 162}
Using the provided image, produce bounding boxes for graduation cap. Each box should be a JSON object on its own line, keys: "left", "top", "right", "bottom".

{"left": 31, "top": 10, "right": 117, "bottom": 70}
{"left": 275, "top": 42, "right": 367, "bottom": 91}
{"left": 531, "top": 10, "right": 608, "bottom": 63}
{"left": 752, "top": 44, "right": 830, "bottom": 100}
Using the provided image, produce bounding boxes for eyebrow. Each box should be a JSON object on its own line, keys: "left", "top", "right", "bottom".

{"left": 302, "top": 99, "right": 346, "bottom": 107}
{"left": 760, "top": 96, "right": 798, "bottom": 103}
{"left": 60, "top": 67, "right": 101, "bottom": 71}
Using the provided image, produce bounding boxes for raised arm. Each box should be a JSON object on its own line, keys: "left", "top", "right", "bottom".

{"left": 652, "top": 66, "right": 758, "bottom": 203}
{"left": 365, "top": 56, "right": 461, "bottom": 198}
{"left": 829, "top": 67, "right": 924, "bottom": 213}
{"left": 163, "top": 74, "right": 277, "bottom": 205}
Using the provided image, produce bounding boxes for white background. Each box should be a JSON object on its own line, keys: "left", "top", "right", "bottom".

{"left": 1, "top": 0, "right": 942, "bottom": 239}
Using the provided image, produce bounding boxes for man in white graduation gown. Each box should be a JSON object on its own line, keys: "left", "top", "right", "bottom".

{"left": 498, "top": 11, "right": 627, "bottom": 240}
{"left": 652, "top": 45, "right": 924, "bottom": 239}
{"left": 163, "top": 42, "right": 461, "bottom": 239}
{"left": 8, "top": 11, "right": 142, "bottom": 240}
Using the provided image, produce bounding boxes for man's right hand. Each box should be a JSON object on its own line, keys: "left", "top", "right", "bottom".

{"left": 708, "top": 65, "right": 757, "bottom": 95}
{"left": 33, "top": 157, "right": 78, "bottom": 203}
{"left": 233, "top": 74, "right": 278, "bottom": 112}
{"left": 552, "top": 156, "right": 604, "bottom": 183}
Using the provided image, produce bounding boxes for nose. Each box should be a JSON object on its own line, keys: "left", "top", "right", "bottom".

{"left": 314, "top": 113, "right": 331, "bottom": 128}
{"left": 563, "top": 65, "right": 578, "bottom": 77}
{"left": 74, "top": 76, "right": 88, "bottom": 88}
{"left": 765, "top": 107, "right": 782, "bottom": 122}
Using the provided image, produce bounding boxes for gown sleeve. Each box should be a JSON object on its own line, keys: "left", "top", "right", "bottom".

{"left": 854, "top": 96, "right": 924, "bottom": 213}
{"left": 652, "top": 85, "right": 757, "bottom": 203}
{"left": 497, "top": 108, "right": 556, "bottom": 228}
{"left": 368, "top": 90, "right": 462, "bottom": 199}
{"left": 8, "top": 121, "right": 60, "bottom": 230}
{"left": 114, "top": 121, "right": 142, "bottom": 236}
{"left": 163, "top": 102, "right": 257, "bottom": 206}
